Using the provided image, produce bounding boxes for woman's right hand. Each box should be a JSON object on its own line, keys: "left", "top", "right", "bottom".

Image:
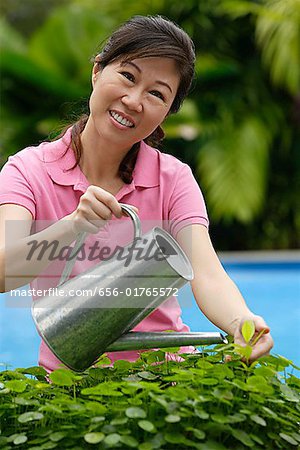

{"left": 66, "top": 186, "right": 125, "bottom": 234}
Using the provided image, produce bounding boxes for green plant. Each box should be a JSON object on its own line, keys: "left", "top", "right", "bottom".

{"left": 231, "top": 319, "right": 268, "bottom": 363}
{"left": 0, "top": 346, "right": 299, "bottom": 449}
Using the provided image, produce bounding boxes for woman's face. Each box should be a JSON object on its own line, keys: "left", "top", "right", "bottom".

{"left": 87, "top": 56, "right": 180, "bottom": 151}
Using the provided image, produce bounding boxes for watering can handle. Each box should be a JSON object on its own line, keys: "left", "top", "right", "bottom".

{"left": 58, "top": 203, "right": 142, "bottom": 287}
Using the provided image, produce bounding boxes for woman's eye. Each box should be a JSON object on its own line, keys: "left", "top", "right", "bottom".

{"left": 150, "top": 90, "right": 165, "bottom": 101}
{"left": 120, "top": 71, "right": 135, "bottom": 82}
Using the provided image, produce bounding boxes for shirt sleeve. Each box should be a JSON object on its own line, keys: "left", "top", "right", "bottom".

{"left": 168, "top": 163, "right": 209, "bottom": 237}
{"left": 0, "top": 154, "right": 36, "bottom": 218}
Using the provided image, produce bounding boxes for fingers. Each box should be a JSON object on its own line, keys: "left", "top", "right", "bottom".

{"left": 251, "top": 315, "right": 270, "bottom": 334}
{"left": 87, "top": 186, "right": 122, "bottom": 219}
{"left": 231, "top": 315, "right": 274, "bottom": 363}
{"left": 238, "top": 315, "right": 270, "bottom": 336}
{"left": 122, "top": 206, "right": 139, "bottom": 216}
{"left": 71, "top": 186, "right": 138, "bottom": 234}
{"left": 244, "top": 332, "right": 273, "bottom": 362}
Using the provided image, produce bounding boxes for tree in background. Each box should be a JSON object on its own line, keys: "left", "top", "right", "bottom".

{"left": 0, "top": 0, "right": 299, "bottom": 250}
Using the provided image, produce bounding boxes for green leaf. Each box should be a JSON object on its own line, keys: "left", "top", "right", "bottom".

{"left": 143, "top": 350, "right": 165, "bottom": 364}
{"left": 104, "top": 433, "right": 121, "bottom": 446}
{"left": 5, "top": 380, "right": 27, "bottom": 393}
{"left": 255, "top": 0, "right": 300, "bottom": 95}
{"left": 211, "top": 413, "right": 230, "bottom": 424}
{"left": 91, "top": 416, "right": 106, "bottom": 424}
{"left": 41, "top": 442, "right": 57, "bottom": 449}
{"left": 138, "top": 420, "right": 155, "bottom": 432}
{"left": 198, "top": 116, "right": 272, "bottom": 222}
{"left": 250, "top": 414, "right": 267, "bottom": 426}
{"left": 125, "top": 407, "right": 147, "bottom": 419}
{"left": 195, "top": 409, "right": 209, "bottom": 420}
{"left": 197, "top": 442, "right": 227, "bottom": 450}
{"left": 291, "top": 432, "right": 300, "bottom": 443}
{"left": 200, "top": 377, "right": 219, "bottom": 385}
{"left": 247, "top": 376, "right": 274, "bottom": 394}
{"left": 228, "top": 413, "right": 246, "bottom": 423}
{"left": 119, "top": 435, "right": 139, "bottom": 447}
{"left": 13, "top": 434, "right": 28, "bottom": 445}
{"left": 35, "top": 383, "right": 51, "bottom": 390}
{"left": 231, "top": 429, "right": 255, "bottom": 447}
{"left": 253, "top": 366, "right": 276, "bottom": 378}
{"left": 262, "top": 406, "right": 278, "bottom": 418}
{"left": 165, "top": 414, "right": 181, "bottom": 423}
{"left": 18, "top": 366, "right": 47, "bottom": 379}
{"left": 280, "top": 384, "right": 300, "bottom": 402}
{"left": 0, "top": 437, "right": 8, "bottom": 447}
{"left": 279, "top": 433, "right": 298, "bottom": 446}
{"left": 85, "top": 402, "right": 107, "bottom": 417}
{"left": 160, "top": 347, "right": 180, "bottom": 353}
{"left": 49, "top": 432, "right": 66, "bottom": 442}
{"left": 111, "top": 417, "right": 128, "bottom": 425}
{"left": 18, "top": 411, "right": 44, "bottom": 423}
{"left": 95, "top": 355, "right": 113, "bottom": 367}
{"left": 196, "top": 360, "right": 214, "bottom": 369}
{"left": 138, "top": 443, "right": 154, "bottom": 450}
{"left": 84, "top": 432, "right": 105, "bottom": 444}
{"left": 49, "top": 369, "right": 75, "bottom": 387}
{"left": 82, "top": 382, "right": 122, "bottom": 396}
{"left": 137, "top": 371, "right": 159, "bottom": 380}
{"left": 242, "top": 320, "right": 255, "bottom": 343}
{"left": 113, "top": 360, "right": 132, "bottom": 370}
{"left": 192, "top": 429, "right": 206, "bottom": 440}
{"left": 14, "top": 397, "right": 39, "bottom": 406}
{"left": 250, "top": 434, "right": 265, "bottom": 446}
{"left": 164, "top": 432, "right": 185, "bottom": 444}
{"left": 236, "top": 344, "right": 253, "bottom": 360}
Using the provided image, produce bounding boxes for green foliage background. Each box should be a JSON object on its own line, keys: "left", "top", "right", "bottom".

{"left": 0, "top": 0, "right": 299, "bottom": 250}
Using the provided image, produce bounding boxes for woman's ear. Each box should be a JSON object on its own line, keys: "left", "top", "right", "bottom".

{"left": 92, "top": 54, "right": 102, "bottom": 86}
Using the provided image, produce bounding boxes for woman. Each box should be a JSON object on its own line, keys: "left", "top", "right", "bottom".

{"left": 0, "top": 15, "right": 273, "bottom": 371}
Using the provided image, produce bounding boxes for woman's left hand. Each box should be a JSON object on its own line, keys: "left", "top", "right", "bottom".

{"left": 233, "top": 315, "right": 274, "bottom": 362}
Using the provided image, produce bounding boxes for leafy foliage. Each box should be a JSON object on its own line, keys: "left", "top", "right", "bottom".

{"left": 0, "top": 348, "right": 299, "bottom": 449}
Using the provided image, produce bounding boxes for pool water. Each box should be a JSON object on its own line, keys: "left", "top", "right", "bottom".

{"left": 0, "top": 259, "right": 299, "bottom": 369}
{"left": 180, "top": 260, "right": 300, "bottom": 366}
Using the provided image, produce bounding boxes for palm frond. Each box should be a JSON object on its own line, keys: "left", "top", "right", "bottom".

{"left": 197, "top": 116, "right": 273, "bottom": 223}
{"left": 256, "top": 0, "right": 300, "bottom": 95}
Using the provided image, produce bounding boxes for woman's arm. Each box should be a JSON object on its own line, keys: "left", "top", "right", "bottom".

{"left": 0, "top": 204, "right": 78, "bottom": 292}
{"left": 0, "top": 186, "right": 125, "bottom": 293}
{"left": 176, "top": 224, "right": 273, "bottom": 360}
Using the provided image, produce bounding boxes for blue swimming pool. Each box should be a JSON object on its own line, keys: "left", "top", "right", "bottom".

{"left": 1, "top": 256, "right": 299, "bottom": 369}
{"left": 181, "top": 258, "right": 300, "bottom": 365}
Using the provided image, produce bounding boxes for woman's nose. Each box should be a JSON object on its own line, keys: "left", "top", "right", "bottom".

{"left": 121, "top": 90, "right": 143, "bottom": 112}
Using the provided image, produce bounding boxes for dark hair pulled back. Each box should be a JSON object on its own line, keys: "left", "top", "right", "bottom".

{"left": 69, "top": 15, "right": 195, "bottom": 183}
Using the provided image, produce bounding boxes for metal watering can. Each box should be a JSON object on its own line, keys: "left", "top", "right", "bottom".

{"left": 32, "top": 204, "right": 226, "bottom": 371}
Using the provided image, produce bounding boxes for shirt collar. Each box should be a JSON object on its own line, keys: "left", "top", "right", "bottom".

{"left": 43, "top": 128, "right": 160, "bottom": 190}
{"left": 43, "top": 128, "right": 85, "bottom": 190}
{"left": 132, "top": 140, "right": 160, "bottom": 188}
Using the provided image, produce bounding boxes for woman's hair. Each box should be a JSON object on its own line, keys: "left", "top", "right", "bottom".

{"left": 67, "top": 15, "right": 195, "bottom": 183}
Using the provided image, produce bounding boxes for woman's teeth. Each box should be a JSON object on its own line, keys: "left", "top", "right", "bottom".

{"left": 110, "top": 111, "right": 134, "bottom": 128}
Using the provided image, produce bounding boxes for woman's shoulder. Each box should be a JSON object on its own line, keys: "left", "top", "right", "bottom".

{"left": 140, "top": 141, "right": 190, "bottom": 174}
{"left": 3, "top": 129, "right": 72, "bottom": 171}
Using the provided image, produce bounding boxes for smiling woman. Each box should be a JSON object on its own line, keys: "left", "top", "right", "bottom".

{"left": 0, "top": 15, "right": 273, "bottom": 373}
{"left": 82, "top": 56, "right": 179, "bottom": 164}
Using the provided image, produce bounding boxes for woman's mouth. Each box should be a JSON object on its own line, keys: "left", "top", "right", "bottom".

{"left": 109, "top": 110, "right": 135, "bottom": 128}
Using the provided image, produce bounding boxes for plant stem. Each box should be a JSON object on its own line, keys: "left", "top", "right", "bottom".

{"left": 251, "top": 328, "right": 267, "bottom": 347}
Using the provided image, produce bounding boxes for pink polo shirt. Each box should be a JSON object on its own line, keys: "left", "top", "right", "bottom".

{"left": 0, "top": 128, "right": 209, "bottom": 371}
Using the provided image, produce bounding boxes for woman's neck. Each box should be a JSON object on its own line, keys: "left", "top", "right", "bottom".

{"left": 79, "top": 119, "right": 130, "bottom": 186}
